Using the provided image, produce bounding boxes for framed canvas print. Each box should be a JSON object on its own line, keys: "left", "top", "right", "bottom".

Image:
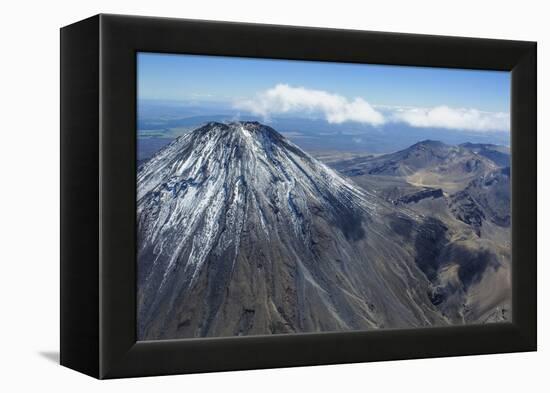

{"left": 60, "top": 14, "right": 536, "bottom": 379}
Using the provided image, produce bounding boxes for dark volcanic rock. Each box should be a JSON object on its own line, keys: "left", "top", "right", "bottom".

{"left": 396, "top": 188, "right": 444, "bottom": 205}
{"left": 449, "top": 192, "right": 486, "bottom": 235}
{"left": 449, "top": 167, "right": 511, "bottom": 233}
{"left": 414, "top": 218, "right": 449, "bottom": 282}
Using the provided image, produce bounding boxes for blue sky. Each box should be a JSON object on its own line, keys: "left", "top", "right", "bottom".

{"left": 138, "top": 52, "right": 510, "bottom": 113}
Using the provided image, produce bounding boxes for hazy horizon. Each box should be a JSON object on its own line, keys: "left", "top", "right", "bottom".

{"left": 137, "top": 52, "right": 511, "bottom": 160}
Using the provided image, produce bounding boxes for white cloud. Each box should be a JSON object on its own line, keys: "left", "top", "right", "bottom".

{"left": 234, "top": 84, "right": 385, "bottom": 126}
{"left": 391, "top": 106, "right": 509, "bottom": 132}
{"left": 234, "top": 84, "right": 509, "bottom": 132}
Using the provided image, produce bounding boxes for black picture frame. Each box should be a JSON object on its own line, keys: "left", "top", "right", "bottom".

{"left": 60, "top": 14, "right": 537, "bottom": 379}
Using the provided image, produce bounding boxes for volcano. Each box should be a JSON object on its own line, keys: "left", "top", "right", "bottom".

{"left": 136, "top": 121, "right": 504, "bottom": 340}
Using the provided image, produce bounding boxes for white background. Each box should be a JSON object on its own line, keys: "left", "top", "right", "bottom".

{"left": 0, "top": 0, "right": 546, "bottom": 390}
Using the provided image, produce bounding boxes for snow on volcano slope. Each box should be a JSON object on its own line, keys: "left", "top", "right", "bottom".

{"left": 137, "top": 121, "right": 467, "bottom": 340}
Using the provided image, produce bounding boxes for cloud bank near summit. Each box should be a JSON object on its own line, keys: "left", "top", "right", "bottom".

{"left": 234, "top": 84, "right": 385, "bottom": 126}
{"left": 234, "top": 84, "right": 509, "bottom": 132}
